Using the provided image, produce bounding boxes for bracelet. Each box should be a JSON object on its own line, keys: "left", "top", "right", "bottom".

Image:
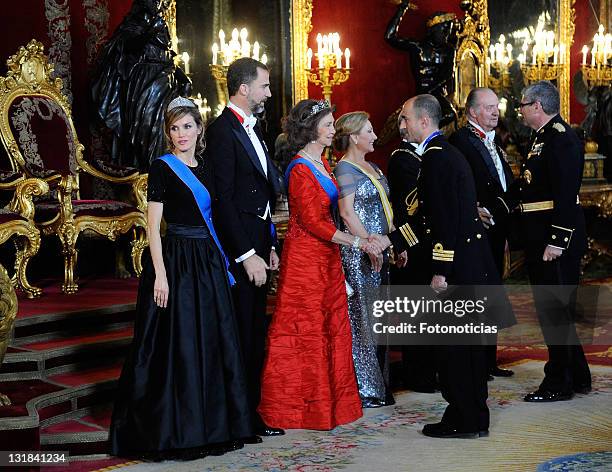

{"left": 352, "top": 236, "right": 361, "bottom": 248}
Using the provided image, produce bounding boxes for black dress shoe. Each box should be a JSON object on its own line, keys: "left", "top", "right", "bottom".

{"left": 524, "top": 389, "right": 573, "bottom": 402}
{"left": 574, "top": 383, "right": 592, "bottom": 394}
{"left": 361, "top": 397, "right": 384, "bottom": 408}
{"left": 380, "top": 391, "right": 396, "bottom": 406}
{"left": 422, "top": 422, "right": 481, "bottom": 439}
{"left": 489, "top": 367, "right": 514, "bottom": 377}
{"left": 255, "top": 427, "right": 285, "bottom": 437}
{"left": 242, "top": 435, "right": 263, "bottom": 444}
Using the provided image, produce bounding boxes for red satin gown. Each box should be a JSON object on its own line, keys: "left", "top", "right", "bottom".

{"left": 258, "top": 158, "right": 362, "bottom": 430}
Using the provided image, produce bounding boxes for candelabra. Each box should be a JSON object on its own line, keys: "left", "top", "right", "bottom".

{"left": 486, "top": 35, "right": 513, "bottom": 94}
{"left": 192, "top": 93, "right": 211, "bottom": 121}
{"left": 519, "top": 29, "right": 565, "bottom": 83}
{"left": 305, "top": 33, "right": 351, "bottom": 105}
{"left": 580, "top": 24, "right": 611, "bottom": 163}
{"left": 209, "top": 28, "right": 267, "bottom": 109}
{"left": 581, "top": 25, "right": 612, "bottom": 88}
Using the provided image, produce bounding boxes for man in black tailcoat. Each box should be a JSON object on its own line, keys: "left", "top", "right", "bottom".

{"left": 449, "top": 87, "right": 515, "bottom": 379}
{"left": 205, "top": 58, "right": 283, "bottom": 439}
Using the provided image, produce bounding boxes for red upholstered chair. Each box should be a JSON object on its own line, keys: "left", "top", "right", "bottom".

{"left": 0, "top": 40, "right": 148, "bottom": 294}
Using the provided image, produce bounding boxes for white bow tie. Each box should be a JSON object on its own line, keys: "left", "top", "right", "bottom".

{"left": 484, "top": 130, "right": 496, "bottom": 142}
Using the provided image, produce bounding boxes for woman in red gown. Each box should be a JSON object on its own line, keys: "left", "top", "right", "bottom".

{"left": 258, "top": 99, "right": 367, "bottom": 430}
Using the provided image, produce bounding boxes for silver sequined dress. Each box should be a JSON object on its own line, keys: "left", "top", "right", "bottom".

{"left": 335, "top": 160, "right": 391, "bottom": 404}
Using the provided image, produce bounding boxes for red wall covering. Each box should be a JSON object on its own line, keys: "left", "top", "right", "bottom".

{"left": 310, "top": 0, "right": 598, "bottom": 169}
{"left": 0, "top": 1, "right": 133, "bottom": 164}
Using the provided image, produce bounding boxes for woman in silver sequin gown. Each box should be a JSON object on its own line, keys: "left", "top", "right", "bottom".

{"left": 333, "top": 112, "right": 406, "bottom": 408}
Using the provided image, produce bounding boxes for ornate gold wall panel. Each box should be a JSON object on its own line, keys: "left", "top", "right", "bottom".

{"left": 291, "top": 0, "right": 312, "bottom": 102}
{"left": 455, "top": 0, "right": 489, "bottom": 110}
{"left": 559, "top": 0, "right": 575, "bottom": 120}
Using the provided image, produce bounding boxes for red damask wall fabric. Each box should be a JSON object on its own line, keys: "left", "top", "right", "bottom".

{"left": 0, "top": 0, "right": 133, "bottom": 167}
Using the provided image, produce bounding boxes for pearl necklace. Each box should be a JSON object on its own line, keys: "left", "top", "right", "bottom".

{"left": 301, "top": 149, "right": 324, "bottom": 166}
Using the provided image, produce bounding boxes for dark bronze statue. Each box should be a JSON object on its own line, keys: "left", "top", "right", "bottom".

{"left": 91, "top": 0, "right": 191, "bottom": 171}
{"left": 385, "top": 1, "right": 459, "bottom": 128}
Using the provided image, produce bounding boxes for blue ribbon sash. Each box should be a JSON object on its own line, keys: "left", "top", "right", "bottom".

{"left": 285, "top": 157, "right": 338, "bottom": 207}
{"left": 158, "top": 154, "right": 235, "bottom": 286}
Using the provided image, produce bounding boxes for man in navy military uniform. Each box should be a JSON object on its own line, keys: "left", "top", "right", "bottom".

{"left": 387, "top": 104, "right": 437, "bottom": 393}
{"left": 374, "top": 94, "right": 515, "bottom": 438}
{"left": 449, "top": 87, "right": 515, "bottom": 379}
{"left": 512, "top": 80, "right": 591, "bottom": 402}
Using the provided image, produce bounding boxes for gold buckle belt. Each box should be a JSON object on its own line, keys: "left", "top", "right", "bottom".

{"left": 519, "top": 196, "right": 580, "bottom": 213}
{"left": 520, "top": 200, "right": 554, "bottom": 212}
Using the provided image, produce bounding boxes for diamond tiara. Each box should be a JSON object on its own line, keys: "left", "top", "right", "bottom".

{"left": 167, "top": 96, "right": 197, "bottom": 112}
{"left": 308, "top": 99, "right": 331, "bottom": 117}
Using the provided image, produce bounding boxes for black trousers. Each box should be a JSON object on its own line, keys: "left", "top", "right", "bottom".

{"left": 437, "top": 345, "right": 489, "bottom": 432}
{"left": 526, "top": 246, "right": 591, "bottom": 392}
{"left": 391, "top": 264, "right": 437, "bottom": 388}
{"left": 229, "top": 217, "right": 273, "bottom": 430}
{"left": 230, "top": 265, "right": 269, "bottom": 430}
{"left": 486, "top": 224, "right": 508, "bottom": 371}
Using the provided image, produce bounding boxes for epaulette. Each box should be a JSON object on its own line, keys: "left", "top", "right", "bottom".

{"left": 391, "top": 148, "right": 421, "bottom": 161}
{"left": 552, "top": 122, "right": 566, "bottom": 133}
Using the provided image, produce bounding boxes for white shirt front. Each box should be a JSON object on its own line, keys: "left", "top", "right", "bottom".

{"left": 469, "top": 120, "right": 507, "bottom": 192}
{"left": 227, "top": 101, "right": 271, "bottom": 263}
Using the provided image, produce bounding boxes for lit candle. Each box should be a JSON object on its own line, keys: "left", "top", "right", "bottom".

{"left": 336, "top": 50, "right": 342, "bottom": 69}
{"left": 559, "top": 43, "right": 566, "bottom": 64}
{"left": 345, "top": 48, "right": 350, "bottom": 69}
{"left": 591, "top": 46, "right": 596, "bottom": 66}
{"left": 212, "top": 43, "right": 218, "bottom": 65}
{"left": 506, "top": 43, "right": 513, "bottom": 62}
{"left": 316, "top": 33, "right": 323, "bottom": 56}
{"left": 219, "top": 30, "right": 226, "bottom": 49}
{"left": 181, "top": 52, "right": 190, "bottom": 75}
{"left": 194, "top": 92, "right": 203, "bottom": 109}
{"left": 532, "top": 47, "right": 537, "bottom": 65}
{"left": 553, "top": 45, "right": 558, "bottom": 64}
{"left": 581, "top": 45, "right": 588, "bottom": 65}
{"left": 547, "top": 31, "right": 554, "bottom": 56}
{"left": 253, "top": 41, "right": 260, "bottom": 61}
{"left": 307, "top": 48, "right": 313, "bottom": 69}
{"left": 261, "top": 53, "right": 267, "bottom": 65}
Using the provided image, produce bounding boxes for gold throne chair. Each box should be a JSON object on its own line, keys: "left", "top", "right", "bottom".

{"left": 0, "top": 40, "right": 148, "bottom": 294}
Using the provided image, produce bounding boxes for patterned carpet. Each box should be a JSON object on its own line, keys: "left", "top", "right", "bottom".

{"left": 77, "top": 359, "right": 611, "bottom": 472}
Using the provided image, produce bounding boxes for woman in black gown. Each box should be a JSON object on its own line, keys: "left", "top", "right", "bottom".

{"left": 110, "top": 97, "right": 252, "bottom": 461}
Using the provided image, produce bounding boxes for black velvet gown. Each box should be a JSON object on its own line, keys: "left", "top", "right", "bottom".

{"left": 110, "top": 157, "right": 252, "bottom": 458}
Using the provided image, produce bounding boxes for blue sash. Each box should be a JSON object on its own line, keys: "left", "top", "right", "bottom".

{"left": 285, "top": 158, "right": 338, "bottom": 208}
{"left": 421, "top": 130, "right": 442, "bottom": 150}
{"left": 158, "top": 154, "right": 235, "bottom": 286}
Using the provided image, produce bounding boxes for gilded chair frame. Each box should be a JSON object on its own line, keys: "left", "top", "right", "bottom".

{"left": 0, "top": 176, "right": 49, "bottom": 298}
{"left": 0, "top": 40, "right": 148, "bottom": 294}
{"left": 0, "top": 263, "right": 18, "bottom": 406}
